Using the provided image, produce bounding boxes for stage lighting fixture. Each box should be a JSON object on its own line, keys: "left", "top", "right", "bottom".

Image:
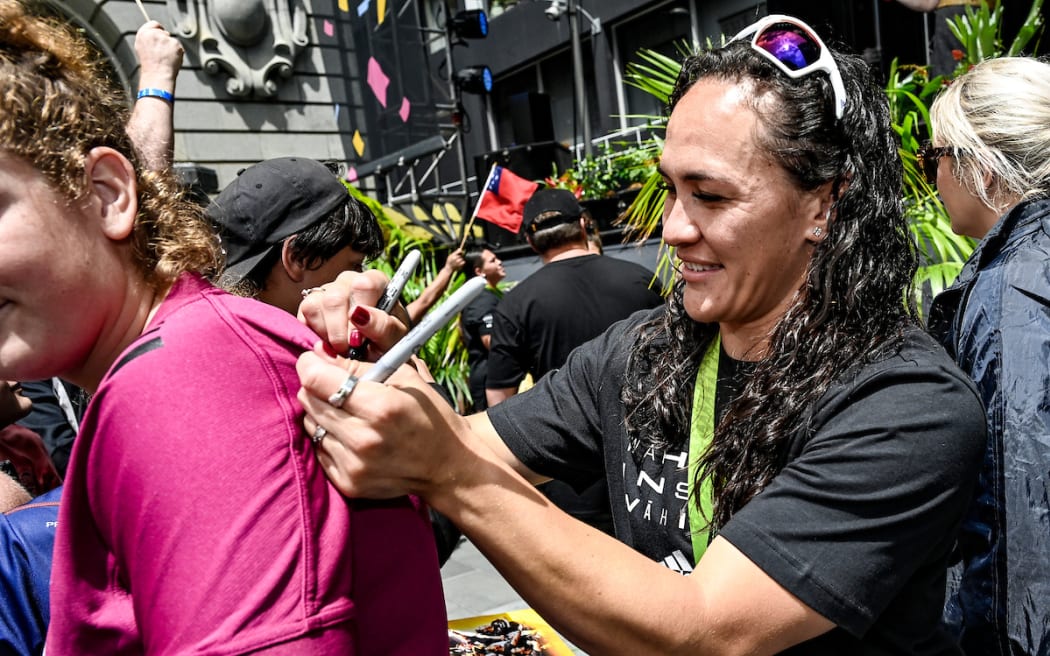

{"left": 449, "top": 9, "right": 488, "bottom": 39}
{"left": 454, "top": 65, "right": 493, "bottom": 94}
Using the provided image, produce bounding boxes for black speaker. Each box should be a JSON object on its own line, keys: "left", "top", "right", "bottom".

{"left": 473, "top": 141, "right": 573, "bottom": 192}
{"left": 509, "top": 91, "right": 555, "bottom": 144}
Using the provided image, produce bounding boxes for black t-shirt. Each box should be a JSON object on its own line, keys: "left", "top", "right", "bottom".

{"left": 461, "top": 286, "right": 501, "bottom": 369}
{"left": 460, "top": 286, "right": 502, "bottom": 409}
{"left": 487, "top": 308, "right": 986, "bottom": 654}
{"left": 486, "top": 254, "right": 662, "bottom": 389}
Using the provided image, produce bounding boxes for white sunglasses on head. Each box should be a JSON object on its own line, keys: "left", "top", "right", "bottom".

{"left": 730, "top": 14, "right": 848, "bottom": 120}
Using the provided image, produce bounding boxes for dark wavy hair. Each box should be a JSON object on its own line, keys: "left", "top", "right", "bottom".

{"left": 621, "top": 39, "right": 917, "bottom": 530}
{"left": 287, "top": 195, "right": 385, "bottom": 270}
{"left": 227, "top": 195, "right": 385, "bottom": 297}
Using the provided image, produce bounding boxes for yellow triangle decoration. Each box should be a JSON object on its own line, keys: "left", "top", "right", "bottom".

{"left": 338, "top": 0, "right": 348, "bottom": 11}
{"left": 352, "top": 130, "right": 365, "bottom": 157}
{"left": 382, "top": 205, "right": 412, "bottom": 226}
{"left": 443, "top": 202, "right": 463, "bottom": 224}
{"left": 411, "top": 204, "right": 431, "bottom": 224}
{"left": 404, "top": 226, "right": 433, "bottom": 241}
{"left": 378, "top": 0, "right": 387, "bottom": 25}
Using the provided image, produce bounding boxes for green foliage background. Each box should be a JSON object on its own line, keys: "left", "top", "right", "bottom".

{"left": 344, "top": 183, "right": 473, "bottom": 412}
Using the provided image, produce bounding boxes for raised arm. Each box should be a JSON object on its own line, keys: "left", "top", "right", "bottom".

{"left": 126, "top": 21, "right": 182, "bottom": 171}
{"left": 406, "top": 249, "right": 466, "bottom": 324}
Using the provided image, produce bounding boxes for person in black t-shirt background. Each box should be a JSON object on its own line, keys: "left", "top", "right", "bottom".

{"left": 296, "top": 15, "right": 986, "bottom": 654}
{"left": 459, "top": 247, "right": 506, "bottom": 412}
{"left": 485, "top": 187, "right": 662, "bottom": 407}
{"left": 484, "top": 188, "right": 662, "bottom": 533}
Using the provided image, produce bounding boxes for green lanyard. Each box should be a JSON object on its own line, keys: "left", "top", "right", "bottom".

{"left": 687, "top": 334, "right": 720, "bottom": 563}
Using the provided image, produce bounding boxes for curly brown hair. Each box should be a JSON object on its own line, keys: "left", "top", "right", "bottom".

{"left": 0, "top": 0, "right": 221, "bottom": 287}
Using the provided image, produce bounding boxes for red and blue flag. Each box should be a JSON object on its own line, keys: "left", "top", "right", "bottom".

{"left": 475, "top": 165, "right": 538, "bottom": 234}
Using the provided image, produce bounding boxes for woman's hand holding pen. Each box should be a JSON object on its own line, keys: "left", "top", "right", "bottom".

{"left": 296, "top": 273, "right": 491, "bottom": 499}
{"left": 297, "top": 353, "right": 475, "bottom": 501}
{"left": 297, "top": 270, "right": 409, "bottom": 358}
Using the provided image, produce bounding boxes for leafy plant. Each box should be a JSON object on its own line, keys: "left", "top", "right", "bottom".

{"left": 883, "top": 58, "right": 974, "bottom": 309}
{"left": 345, "top": 182, "right": 472, "bottom": 410}
{"left": 946, "top": 0, "right": 1044, "bottom": 76}
{"left": 900, "top": 0, "right": 1045, "bottom": 306}
{"left": 617, "top": 45, "right": 690, "bottom": 291}
{"left": 372, "top": 253, "right": 472, "bottom": 411}
{"left": 623, "top": 47, "right": 683, "bottom": 105}
{"left": 545, "top": 141, "right": 659, "bottom": 201}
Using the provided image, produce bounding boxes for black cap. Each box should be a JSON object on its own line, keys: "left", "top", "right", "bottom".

{"left": 206, "top": 157, "right": 348, "bottom": 283}
{"left": 521, "top": 187, "right": 583, "bottom": 235}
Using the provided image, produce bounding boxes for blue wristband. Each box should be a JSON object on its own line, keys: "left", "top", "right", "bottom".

{"left": 137, "top": 88, "right": 174, "bottom": 103}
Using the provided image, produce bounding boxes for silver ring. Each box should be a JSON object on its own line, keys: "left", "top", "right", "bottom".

{"left": 327, "top": 374, "right": 359, "bottom": 408}
{"left": 311, "top": 424, "right": 328, "bottom": 444}
{"left": 301, "top": 286, "right": 326, "bottom": 299}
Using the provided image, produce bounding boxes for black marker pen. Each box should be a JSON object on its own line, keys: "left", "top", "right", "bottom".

{"left": 347, "top": 249, "right": 421, "bottom": 359}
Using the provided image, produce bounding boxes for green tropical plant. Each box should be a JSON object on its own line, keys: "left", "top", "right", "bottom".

{"left": 618, "top": 45, "right": 689, "bottom": 291}
{"left": 946, "top": 0, "right": 1044, "bottom": 75}
{"left": 622, "top": 47, "right": 683, "bottom": 105}
{"left": 883, "top": 58, "right": 974, "bottom": 307}
{"left": 545, "top": 141, "right": 660, "bottom": 201}
{"left": 376, "top": 253, "right": 472, "bottom": 410}
{"left": 345, "top": 182, "right": 472, "bottom": 410}
{"left": 898, "top": 0, "right": 1044, "bottom": 305}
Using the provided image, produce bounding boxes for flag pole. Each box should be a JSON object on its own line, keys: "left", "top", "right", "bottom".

{"left": 458, "top": 162, "right": 499, "bottom": 252}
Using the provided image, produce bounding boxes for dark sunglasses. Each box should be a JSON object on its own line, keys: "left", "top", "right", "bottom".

{"left": 730, "top": 14, "right": 847, "bottom": 120}
{"left": 917, "top": 140, "right": 954, "bottom": 186}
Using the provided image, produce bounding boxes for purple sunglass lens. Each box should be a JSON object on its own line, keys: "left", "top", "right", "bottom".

{"left": 754, "top": 23, "right": 821, "bottom": 71}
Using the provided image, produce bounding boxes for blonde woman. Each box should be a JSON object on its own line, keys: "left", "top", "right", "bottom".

{"left": 925, "top": 55, "right": 1050, "bottom": 656}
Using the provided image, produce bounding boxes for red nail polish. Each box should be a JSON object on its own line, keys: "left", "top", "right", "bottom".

{"left": 348, "top": 329, "right": 364, "bottom": 348}
{"left": 320, "top": 341, "right": 338, "bottom": 358}
{"left": 350, "top": 306, "right": 370, "bottom": 326}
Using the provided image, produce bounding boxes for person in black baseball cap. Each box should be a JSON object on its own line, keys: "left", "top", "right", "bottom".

{"left": 520, "top": 187, "right": 586, "bottom": 240}
{"left": 206, "top": 157, "right": 384, "bottom": 315}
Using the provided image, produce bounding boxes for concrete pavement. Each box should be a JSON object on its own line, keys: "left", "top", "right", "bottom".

{"left": 442, "top": 537, "right": 586, "bottom": 655}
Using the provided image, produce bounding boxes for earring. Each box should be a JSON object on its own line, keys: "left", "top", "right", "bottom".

{"left": 813, "top": 226, "right": 824, "bottom": 237}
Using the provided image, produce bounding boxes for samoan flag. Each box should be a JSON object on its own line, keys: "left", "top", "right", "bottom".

{"left": 475, "top": 165, "right": 538, "bottom": 234}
